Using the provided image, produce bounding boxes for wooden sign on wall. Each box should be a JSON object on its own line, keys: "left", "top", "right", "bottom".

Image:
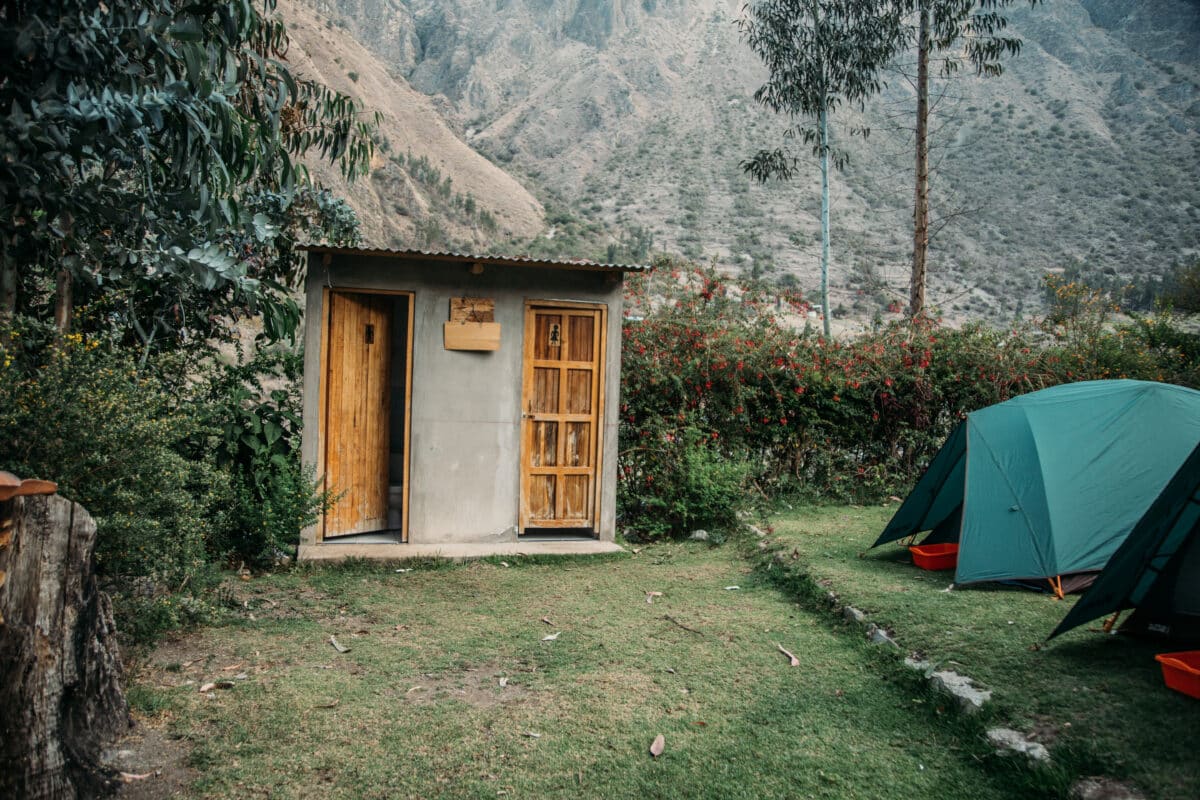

{"left": 445, "top": 297, "right": 501, "bottom": 351}
{"left": 449, "top": 297, "right": 495, "bottom": 323}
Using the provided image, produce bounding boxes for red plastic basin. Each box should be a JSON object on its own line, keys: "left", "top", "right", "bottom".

{"left": 908, "top": 542, "right": 960, "bottom": 571}
{"left": 1155, "top": 651, "right": 1200, "bottom": 700}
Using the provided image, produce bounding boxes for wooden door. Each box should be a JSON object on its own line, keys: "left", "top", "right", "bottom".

{"left": 520, "top": 305, "right": 604, "bottom": 530}
{"left": 322, "top": 291, "right": 391, "bottom": 538}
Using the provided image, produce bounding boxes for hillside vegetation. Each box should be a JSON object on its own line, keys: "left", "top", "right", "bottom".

{"left": 301, "top": 0, "right": 1200, "bottom": 323}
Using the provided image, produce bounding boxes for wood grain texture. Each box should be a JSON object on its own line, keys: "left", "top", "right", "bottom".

{"left": 322, "top": 292, "right": 392, "bottom": 538}
{"left": 443, "top": 321, "right": 501, "bottom": 351}
{"left": 0, "top": 495, "right": 129, "bottom": 799}
{"left": 520, "top": 304, "right": 605, "bottom": 530}
{"left": 449, "top": 297, "right": 495, "bottom": 323}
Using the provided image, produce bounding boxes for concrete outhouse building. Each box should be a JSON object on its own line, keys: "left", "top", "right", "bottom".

{"left": 298, "top": 247, "right": 646, "bottom": 560}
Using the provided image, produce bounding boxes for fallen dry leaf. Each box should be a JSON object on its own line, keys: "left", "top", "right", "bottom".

{"left": 500, "top": 561, "right": 510, "bottom": 567}
{"left": 540, "top": 616, "right": 553, "bottom": 625}
{"left": 329, "top": 635, "right": 350, "bottom": 653}
{"left": 776, "top": 643, "right": 800, "bottom": 667}
{"left": 499, "top": 677, "right": 508, "bottom": 688}
{"left": 649, "top": 734, "right": 665, "bottom": 758}
{"left": 646, "top": 591, "right": 664, "bottom": 604}
{"left": 120, "top": 772, "right": 153, "bottom": 783}
{"left": 406, "top": 686, "right": 424, "bottom": 694}
{"left": 541, "top": 632, "right": 560, "bottom": 641}
{"left": 221, "top": 663, "right": 244, "bottom": 672}
{"left": 313, "top": 699, "right": 340, "bottom": 709}
{"left": 522, "top": 731, "right": 541, "bottom": 739}
{"left": 724, "top": 586, "right": 740, "bottom": 591}
{"left": 198, "top": 682, "right": 216, "bottom": 693}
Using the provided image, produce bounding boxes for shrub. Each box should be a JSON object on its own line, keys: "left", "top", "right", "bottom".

{"left": 618, "top": 262, "right": 1200, "bottom": 536}
{"left": 619, "top": 426, "right": 751, "bottom": 540}
{"left": 0, "top": 332, "right": 225, "bottom": 639}
{"left": 200, "top": 347, "right": 327, "bottom": 568}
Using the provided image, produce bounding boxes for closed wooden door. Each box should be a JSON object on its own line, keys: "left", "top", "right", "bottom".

{"left": 322, "top": 292, "right": 391, "bottom": 538}
{"left": 520, "top": 305, "right": 604, "bottom": 530}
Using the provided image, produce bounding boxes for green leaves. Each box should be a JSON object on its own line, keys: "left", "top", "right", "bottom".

{"left": 1, "top": 0, "right": 376, "bottom": 351}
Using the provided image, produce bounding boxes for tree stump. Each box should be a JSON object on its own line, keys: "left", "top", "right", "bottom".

{"left": 0, "top": 493, "right": 130, "bottom": 799}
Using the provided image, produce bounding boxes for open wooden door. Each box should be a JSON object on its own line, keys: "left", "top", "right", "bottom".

{"left": 322, "top": 291, "right": 391, "bottom": 538}
{"left": 520, "top": 304, "right": 605, "bottom": 532}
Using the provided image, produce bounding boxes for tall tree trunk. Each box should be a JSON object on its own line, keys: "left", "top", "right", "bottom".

{"left": 0, "top": 257, "right": 15, "bottom": 332}
{"left": 0, "top": 493, "right": 130, "bottom": 799}
{"left": 54, "top": 267, "right": 73, "bottom": 335}
{"left": 819, "top": 100, "right": 832, "bottom": 340}
{"left": 909, "top": 3, "right": 931, "bottom": 318}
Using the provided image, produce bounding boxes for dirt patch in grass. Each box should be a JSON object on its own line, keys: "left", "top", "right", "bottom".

{"left": 107, "top": 715, "right": 195, "bottom": 800}
{"left": 402, "top": 663, "right": 539, "bottom": 709}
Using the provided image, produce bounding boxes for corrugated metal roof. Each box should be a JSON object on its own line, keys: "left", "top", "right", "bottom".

{"left": 299, "top": 244, "right": 650, "bottom": 273}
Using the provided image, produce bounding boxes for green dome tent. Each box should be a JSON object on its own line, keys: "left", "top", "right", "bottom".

{"left": 1051, "top": 440, "right": 1200, "bottom": 641}
{"left": 872, "top": 380, "right": 1200, "bottom": 593}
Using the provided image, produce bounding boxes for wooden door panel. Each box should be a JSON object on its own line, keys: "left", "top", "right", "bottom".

{"left": 564, "top": 422, "right": 590, "bottom": 467}
{"left": 534, "top": 314, "right": 563, "bottom": 359}
{"left": 521, "top": 306, "right": 603, "bottom": 530}
{"left": 528, "top": 476, "right": 556, "bottom": 521}
{"left": 323, "top": 292, "right": 391, "bottom": 538}
{"left": 566, "top": 370, "right": 593, "bottom": 413}
{"left": 531, "top": 422, "right": 558, "bottom": 467}
{"left": 562, "top": 476, "right": 590, "bottom": 520}
{"left": 532, "top": 368, "right": 560, "bottom": 413}
{"left": 567, "top": 316, "right": 594, "bottom": 361}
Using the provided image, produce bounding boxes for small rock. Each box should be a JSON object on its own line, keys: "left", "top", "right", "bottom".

{"left": 1069, "top": 777, "right": 1146, "bottom": 800}
{"left": 688, "top": 530, "right": 709, "bottom": 542}
{"left": 930, "top": 670, "right": 991, "bottom": 713}
{"left": 842, "top": 606, "right": 866, "bottom": 624}
{"left": 987, "top": 728, "right": 1050, "bottom": 763}
{"left": 746, "top": 524, "right": 768, "bottom": 538}
{"left": 904, "top": 656, "right": 933, "bottom": 674}
{"left": 866, "top": 623, "right": 899, "bottom": 647}
{"left": 825, "top": 591, "right": 838, "bottom": 607}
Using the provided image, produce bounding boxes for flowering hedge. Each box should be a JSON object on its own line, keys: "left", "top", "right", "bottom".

{"left": 618, "top": 262, "right": 1200, "bottom": 538}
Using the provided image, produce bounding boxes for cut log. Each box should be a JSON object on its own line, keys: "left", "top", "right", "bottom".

{"left": 0, "top": 493, "right": 130, "bottom": 799}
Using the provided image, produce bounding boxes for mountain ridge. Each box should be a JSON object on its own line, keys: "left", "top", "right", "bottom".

{"left": 294, "top": 0, "right": 1200, "bottom": 325}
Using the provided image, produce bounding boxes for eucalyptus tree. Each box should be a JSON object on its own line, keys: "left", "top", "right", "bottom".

{"left": 902, "top": 0, "right": 1038, "bottom": 317}
{"left": 741, "top": 0, "right": 906, "bottom": 339}
{"left": 0, "top": 0, "right": 376, "bottom": 351}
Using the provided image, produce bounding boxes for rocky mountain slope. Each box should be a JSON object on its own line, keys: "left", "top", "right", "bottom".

{"left": 279, "top": 0, "right": 544, "bottom": 250}
{"left": 294, "top": 0, "right": 1199, "bottom": 323}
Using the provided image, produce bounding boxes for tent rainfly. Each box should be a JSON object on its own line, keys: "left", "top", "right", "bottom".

{"left": 872, "top": 380, "right": 1200, "bottom": 595}
{"left": 1051, "top": 440, "right": 1200, "bottom": 641}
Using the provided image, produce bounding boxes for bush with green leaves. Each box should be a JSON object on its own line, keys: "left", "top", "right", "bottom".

{"left": 619, "top": 261, "right": 1200, "bottom": 538}
{"left": 200, "top": 347, "right": 327, "bottom": 569}
{"left": 0, "top": 333, "right": 225, "bottom": 639}
{"left": 619, "top": 426, "right": 751, "bottom": 540}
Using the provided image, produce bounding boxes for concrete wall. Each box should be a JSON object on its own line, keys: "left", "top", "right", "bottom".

{"left": 299, "top": 253, "right": 625, "bottom": 553}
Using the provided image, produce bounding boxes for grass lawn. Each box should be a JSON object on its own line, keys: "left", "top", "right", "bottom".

{"left": 124, "top": 542, "right": 1037, "bottom": 800}
{"left": 767, "top": 504, "right": 1200, "bottom": 800}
